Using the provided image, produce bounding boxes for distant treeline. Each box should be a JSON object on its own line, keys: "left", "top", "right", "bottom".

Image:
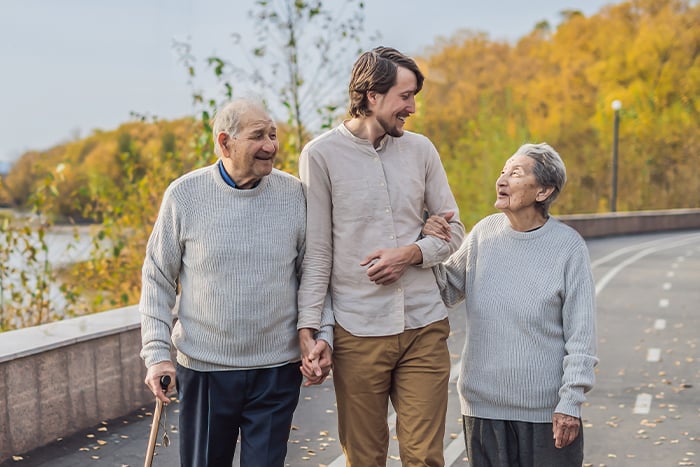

{"left": 1, "top": 0, "right": 698, "bottom": 230}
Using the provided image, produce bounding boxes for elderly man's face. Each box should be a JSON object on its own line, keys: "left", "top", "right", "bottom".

{"left": 221, "top": 106, "right": 278, "bottom": 189}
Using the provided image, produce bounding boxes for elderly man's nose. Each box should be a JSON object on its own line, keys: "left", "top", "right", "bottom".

{"left": 263, "top": 138, "right": 276, "bottom": 152}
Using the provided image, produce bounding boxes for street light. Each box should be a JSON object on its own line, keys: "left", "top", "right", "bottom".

{"left": 610, "top": 100, "right": 622, "bottom": 212}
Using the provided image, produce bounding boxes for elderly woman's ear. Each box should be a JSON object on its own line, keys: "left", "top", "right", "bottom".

{"left": 536, "top": 186, "right": 556, "bottom": 203}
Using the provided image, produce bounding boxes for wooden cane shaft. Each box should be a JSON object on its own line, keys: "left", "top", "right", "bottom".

{"left": 144, "top": 399, "right": 164, "bottom": 467}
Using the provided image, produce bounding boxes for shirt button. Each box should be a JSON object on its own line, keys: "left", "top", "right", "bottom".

{"left": 385, "top": 208, "right": 390, "bottom": 213}
{"left": 380, "top": 182, "right": 385, "bottom": 187}
{"left": 397, "top": 288, "right": 402, "bottom": 293}
{"left": 389, "top": 235, "right": 395, "bottom": 239}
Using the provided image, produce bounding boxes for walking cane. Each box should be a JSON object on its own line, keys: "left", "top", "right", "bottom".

{"left": 144, "top": 375, "right": 171, "bottom": 467}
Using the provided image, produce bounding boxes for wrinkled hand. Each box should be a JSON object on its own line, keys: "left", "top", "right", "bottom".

{"left": 302, "top": 341, "right": 332, "bottom": 387}
{"left": 144, "top": 361, "right": 176, "bottom": 404}
{"left": 422, "top": 211, "right": 454, "bottom": 242}
{"left": 552, "top": 412, "right": 581, "bottom": 448}
{"left": 360, "top": 245, "right": 422, "bottom": 285}
{"left": 299, "top": 329, "right": 332, "bottom": 386}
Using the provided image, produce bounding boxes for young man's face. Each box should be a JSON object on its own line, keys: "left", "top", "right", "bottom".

{"left": 220, "top": 106, "right": 278, "bottom": 189}
{"left": 370, "top": 66, "right": 417, "bottom": 138}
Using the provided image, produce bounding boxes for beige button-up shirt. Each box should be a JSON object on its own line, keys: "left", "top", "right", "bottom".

{"left": 297, "top": 123, "right": 465, "bottom": 336}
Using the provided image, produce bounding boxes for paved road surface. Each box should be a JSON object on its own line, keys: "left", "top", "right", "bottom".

{"left": 3, "top": 230, "right": 699, "bottom": 467}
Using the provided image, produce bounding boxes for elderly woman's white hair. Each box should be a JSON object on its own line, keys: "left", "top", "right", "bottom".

{"left": 512, "top": 142, "right": 567, "bottom": 217}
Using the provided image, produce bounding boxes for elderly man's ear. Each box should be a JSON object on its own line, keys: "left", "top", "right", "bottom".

{"left": 218, "top": 132, "right": 232, "bottom": 157}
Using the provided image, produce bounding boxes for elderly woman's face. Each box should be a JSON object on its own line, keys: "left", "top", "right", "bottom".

{"left": 494, "top": 155, "right": 544, "bottom": 215}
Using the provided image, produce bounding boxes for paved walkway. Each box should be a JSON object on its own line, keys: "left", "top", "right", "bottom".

{"left": 1, "top": 398, "right": 182, "bottom": 466}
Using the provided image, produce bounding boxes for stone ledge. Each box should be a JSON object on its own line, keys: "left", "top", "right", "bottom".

{"left": 0, "top": 305, "right": 141, "bottom": 363}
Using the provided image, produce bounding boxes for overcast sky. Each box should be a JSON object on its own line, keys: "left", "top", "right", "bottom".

{"left": 0, "top": 0, "right": 617, "bottom": 163}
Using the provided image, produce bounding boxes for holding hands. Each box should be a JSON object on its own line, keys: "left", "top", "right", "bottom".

{"left": 298, "top": 328, "right": 332, "bottom": 386}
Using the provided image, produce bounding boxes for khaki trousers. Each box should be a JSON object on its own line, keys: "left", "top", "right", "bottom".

{"left": 333, "top": 318, "right": 451, "bottom": 467}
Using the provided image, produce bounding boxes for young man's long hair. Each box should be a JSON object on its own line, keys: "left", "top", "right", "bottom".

{"left": 347, "top": 46, "right": 424, "bottom": 118}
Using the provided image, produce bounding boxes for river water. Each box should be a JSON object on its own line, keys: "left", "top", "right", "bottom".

{"left": 2, "top": 225, "right": 93, "bottom": 269}
{"left": 1, "top": 223, "right": 95, "bottom": 328}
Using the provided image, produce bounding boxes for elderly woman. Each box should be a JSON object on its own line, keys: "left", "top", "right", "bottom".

{"left": 426, "top": 143, "right": 598, "bottom": 467}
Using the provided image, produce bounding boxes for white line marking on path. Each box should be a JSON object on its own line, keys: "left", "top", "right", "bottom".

{"left": 659, "top": 298, "right": 670, "bottom": 308}
{"left": 646, "top": 348, "right": 661, "bottom": 362}
{"left": 450, "top": 363, "right": 460, "bottom": 383}
{"left": 633, "top": 393, "right": 652, "bottom": 414}
{"left": 593, "top": 235, "right": 700, "bottom": 296}
{"left": 444, "top": 433, "right": 465, "bottom": 466}
{"left": 654, "top": 319, "right": 666, "bottom": 330}
{"left": 662, "top": 282, "right": 672, "bottom": 291}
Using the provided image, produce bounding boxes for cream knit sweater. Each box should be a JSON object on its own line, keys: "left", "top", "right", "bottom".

{"left": 436, "top": 213, "right": 598, "bottom": 421}
{"left": 140, "top": 164, "right": 332, "bottom": 371}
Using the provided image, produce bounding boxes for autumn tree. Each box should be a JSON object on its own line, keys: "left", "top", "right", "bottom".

{"left": 175, "top": 0, "right": 373, "bottom": 173}
{"left": 3, "top": 0, "right": 699, "bottom": 325}
{"left": 410, "top": 0, "right": 699, "bottom": 225}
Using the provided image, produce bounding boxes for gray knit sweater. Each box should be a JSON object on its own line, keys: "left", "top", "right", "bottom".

{"left": 436, "top": 213, "right": 598, "bottom": 422}
{"left": 140, "top": 164, "right": 331, "bottom": 371}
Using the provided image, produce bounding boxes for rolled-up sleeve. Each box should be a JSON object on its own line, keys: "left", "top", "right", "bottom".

{"left": 416, "top": 145, "right": 465, "bottom": 267}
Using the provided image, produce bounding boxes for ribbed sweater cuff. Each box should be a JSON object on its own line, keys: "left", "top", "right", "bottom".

{"left": 315, "top": 327, "right": 334, "bottom": 350}
{"left": 144, "top": 349, "right": 172, "bottom": 368}
{"left": 555, "top": 399, "right": 582, "bottom": 419}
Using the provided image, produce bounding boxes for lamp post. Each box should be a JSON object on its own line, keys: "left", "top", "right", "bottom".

{"left": 610, "top": 100, "right": 622, "bottom": 212}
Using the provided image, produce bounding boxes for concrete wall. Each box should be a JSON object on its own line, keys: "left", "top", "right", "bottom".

{"left": 1, "top": 208, "right": 699, "bottom": 462}
{"left": 0, "top": 306, "right": 151, "bottom": 462}
{"left": 559, "top": 208, "right": 700, "bottom": 238}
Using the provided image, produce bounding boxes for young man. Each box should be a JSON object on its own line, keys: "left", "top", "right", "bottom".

{"left": 140, "top": 99, "right": 331, "bottom": 467}
{"left": 297, "top": 47, "right": 465, "bottom": 466}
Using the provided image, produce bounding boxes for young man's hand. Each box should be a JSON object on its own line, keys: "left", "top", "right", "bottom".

{"left": 360, "top": 244, "right": 423, "bottom": 285}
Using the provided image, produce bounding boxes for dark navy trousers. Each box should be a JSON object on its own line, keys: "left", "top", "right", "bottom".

{"left": 177, "top": 362, "right": 302, "bottom": 467}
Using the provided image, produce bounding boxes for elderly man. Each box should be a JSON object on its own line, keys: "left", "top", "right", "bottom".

{"left": 139, "top": 99, "right": 331, "bottom": 467}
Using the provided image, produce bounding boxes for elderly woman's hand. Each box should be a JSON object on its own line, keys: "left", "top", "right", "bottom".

{"left": 552, "top": 412, "right": 581, "bottom": 448}
{"left": 422, "top": 211, "right": 454, "bottom": 242}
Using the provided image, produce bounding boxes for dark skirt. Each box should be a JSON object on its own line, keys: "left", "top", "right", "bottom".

{"left": 463, "top": 416, "right": 584, "bottom": 467}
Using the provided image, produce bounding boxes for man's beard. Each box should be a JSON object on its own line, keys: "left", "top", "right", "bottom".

{"left": 377, "top": 114, "right": 404, "bottom": 138}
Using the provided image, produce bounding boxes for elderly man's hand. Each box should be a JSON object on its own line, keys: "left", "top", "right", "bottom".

{"left": 145, "top": 361, "right": 176, "bottom": 404}
{"left": 552, "top": 413, "right": 581, "bottom": 448}
{"left": 299, "top": 329, "right": 332, "bottom": 386}
{"left": 301, "top": 340, "right": 332, "bottom": 386}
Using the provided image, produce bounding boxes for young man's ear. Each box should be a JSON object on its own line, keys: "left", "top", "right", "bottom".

{"left": 366, "top": 90, "right": 378, "bottom": 105}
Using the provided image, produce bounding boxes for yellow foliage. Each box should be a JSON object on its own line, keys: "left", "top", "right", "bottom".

{"left": 411, "top": 0, "right": 699, "bottom": 223}
{"left": 2, "top": 0, "right": 698, "bottom": 310}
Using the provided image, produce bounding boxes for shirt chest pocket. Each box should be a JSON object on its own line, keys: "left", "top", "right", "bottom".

{"left": 332, "top": 179, "right": 376, "bottom": 223}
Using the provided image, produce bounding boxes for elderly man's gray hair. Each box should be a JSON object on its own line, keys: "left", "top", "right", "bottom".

{"left": 211, "top": 99, "right": 268, "bottom": 158}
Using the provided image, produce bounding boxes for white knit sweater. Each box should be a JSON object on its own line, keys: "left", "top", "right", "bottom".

{"left": 436, "top": 213, "right": 598, "bottom": 421}
{"left": 140, "top": 164, "right": 331, "bottom": 371}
